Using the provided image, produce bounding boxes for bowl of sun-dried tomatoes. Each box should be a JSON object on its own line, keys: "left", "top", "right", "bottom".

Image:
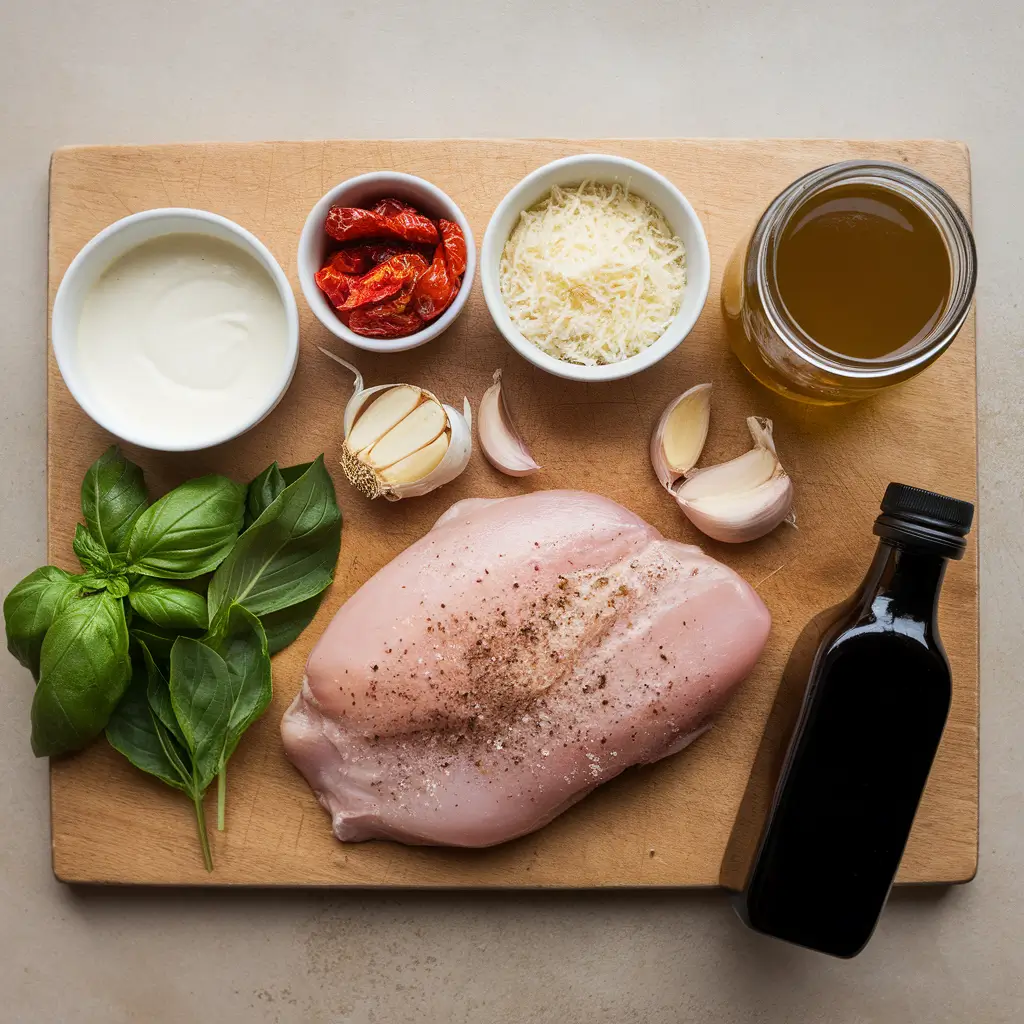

{"left": 298, "top": 172, "right": 475, "bottom": 352}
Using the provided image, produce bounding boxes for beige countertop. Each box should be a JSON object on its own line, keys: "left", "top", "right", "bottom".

{"left": 1, "top": 2, "right": 1021, "bottom": 1021}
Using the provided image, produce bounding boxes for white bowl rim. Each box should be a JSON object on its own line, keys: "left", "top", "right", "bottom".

{"left": 480, "top": 153, "right": 711, "bottom": 382}
{"left": 297, "top": 170, "right": 476, "bottom": 354}
{"left": 52, "top": 206, "right": 300, "bottom": 452}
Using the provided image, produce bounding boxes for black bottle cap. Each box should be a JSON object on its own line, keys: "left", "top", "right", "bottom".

{"left": 874, "top": 483, "right": 974, "bottom": 558}
{"left": 881, "top": 483, "right": 975, "bottom": 534}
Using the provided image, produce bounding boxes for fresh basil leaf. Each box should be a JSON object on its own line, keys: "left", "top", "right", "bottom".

{"left": 208, "top": 457, "right": 341, "bottom": 623}
{"left": 130, "top": 623, "right": 200, "bottom": 664}
{"left": 113, "top": 640, "right": 215, "bottom": 870}
{"left": 258, "top": 592, "right": 327, "bottom": 655}
{"left": 280, "top": 462, "right": 315, "bottom": 487}
{"left": 208, "top": 605, "right": 272, "bottom": 763}
{"left": 129, "top": 578, "right": 208, "bottom": 631}
{"left": 246, "top": 461, "right": 315, "bottom": 527}
{"left": 30, "top": 592, "right": 131, "bottom": 756}
{"left": 73, "top": 524, "right": 114, "bottom": 573}
{"left": 168, "top": 636, "right": 231, "bottom": 791}
{"left": 134, "top": 636, "right": 188, "bottom": 748}
{"left": 244, "top": 464, "right": 284, "bottom": 530}
{"left": 81, "top": 447, "right": 149, "bottom": 553}
{"left": 105, "top": 577, "right": 130, "bottom": 599}
{"left": 128, "top": 475, "right": 244, "bottom": 579}
{"left": 106, "top": 666, "right": 191, "bottom": 792}
{"left": 3, "top": 566, "right": 81, "bottom": 679}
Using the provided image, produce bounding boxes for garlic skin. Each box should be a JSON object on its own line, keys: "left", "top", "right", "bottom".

{"left": 673, "top": 416, "right": 794, "bottom": 543}
{"left": 319, "top": 347, "right": 472, "bottom": 501}
{"left": 478, "top": 369, "right": 540, "bottom": 477}
{"left": 650, "top": 383, "right": 712, "bottom": 489}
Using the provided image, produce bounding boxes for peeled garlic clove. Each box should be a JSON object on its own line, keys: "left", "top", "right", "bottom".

{"left": 650, "top": 384, "right": 712, "bottom": 489}
{"left": 348, "top": 385, "right": 422, "bottom": 454}
{"left": 319, "top": 346, "right": 472, "bottom": 501}
{"left": 380, "top": 433, "right": 449, "bottom": 485}
{"left": 364, "top": 401, "right": 446, "bottom": 469}
{"left": 674, "top": 416, "right": 794, "bottom": 543}
{"left": 478, "top": 369, "right": 540, "bottom": 477}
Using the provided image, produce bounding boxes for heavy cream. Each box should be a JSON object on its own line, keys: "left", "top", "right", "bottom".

{"left": 76, "top": 233, "right": 289, "bottom": 448}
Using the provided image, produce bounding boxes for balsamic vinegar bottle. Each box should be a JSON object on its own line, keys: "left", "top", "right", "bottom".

{"left": 734, "top": 483, "right": 974, "bottom": 958}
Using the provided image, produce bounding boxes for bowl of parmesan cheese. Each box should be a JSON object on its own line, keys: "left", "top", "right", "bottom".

{"left": 481, "top": 154, "right": 710, "bottom": 382}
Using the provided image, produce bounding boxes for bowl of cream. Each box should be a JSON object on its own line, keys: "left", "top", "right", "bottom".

{"left": 52, "top": 209, "right": 299, "bottom": 452}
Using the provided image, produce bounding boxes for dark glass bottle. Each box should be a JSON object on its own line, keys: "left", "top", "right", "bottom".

{"left": 734, "top": 483, "right": 974, "bottom": 958}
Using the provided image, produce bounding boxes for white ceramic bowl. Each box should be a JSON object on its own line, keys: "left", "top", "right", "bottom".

{"left": 52, "top": 208, "right": 299, "bottom": 452}
{"left": 297, "top": 172, "right": 476, "bottom": 354}
{"left": 481, "top": 154, "right": 711, "bottom": 382}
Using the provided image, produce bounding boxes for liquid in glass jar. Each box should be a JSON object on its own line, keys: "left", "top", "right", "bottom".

{"left": 722, "top": 161, "right": 976, "bottom": 405}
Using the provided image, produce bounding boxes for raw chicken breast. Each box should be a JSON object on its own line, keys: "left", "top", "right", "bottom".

{"left": 281, "top": 491, "right": 770, "bottom": 847}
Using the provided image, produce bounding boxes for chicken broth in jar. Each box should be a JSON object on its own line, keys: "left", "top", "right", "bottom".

{"left": 721, "top": 161, "right": 976, "bottom": 404}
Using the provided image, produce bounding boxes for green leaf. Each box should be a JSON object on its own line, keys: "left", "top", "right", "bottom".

{"left": 106, "top": 666, "right": 191, "bottom": 792}
{"left": 134, "top": 635, "right": 187, "bottom": 748}
{"left": 243, "top": 461, "right": 314, "bottom": 530}
{"left": 3, "top": 566, "right": 81, "bottom": 679}
{"left": 30, "top": 592, "right": 131, "bottom": 756}
{"left": 130, "top": 623, "right": 199, "bottom": 664}
{"left": 208, "top": 457, "right": 341, "bottom": 624}
{"left": 168, "top": 636, "right": 231, "bottom": 792}
{"left": 208, "top": 605, "right": 272, "bottom": 764}
{"left": 81, "top": 446, "right": 149, "bottom": 553}
{"left": 73, "top": 524, "right": 115, "bottom": 573}
{"left": 258, "top": 592, "right": 327, "bottom": 655}
{"left": 105, "top": 577, "right": 130, "bottom": 599}
{"left": 280, "top": 463, "right": 315, "bottom": 487}
{"left": 244, "top": 464, "right": 284, "bottom": 529}
{"left": 107, "top": 656, "right": 213, "bottom": 871}
{"left": 127, "top": 475, "right": 244, "bottom": 579}
{"left": 128, "top": 578, "right": 208, "bottom": 631}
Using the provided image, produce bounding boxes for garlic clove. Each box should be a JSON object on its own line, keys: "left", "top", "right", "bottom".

{"left": 318, "top": 346, "right": 473, "bottom": 501}
{"left": 677, "top": 446, "right": 779, "bottom": 500}
{"left": 348, "top": 385, "right": 422, "bottom": 454}
{"left": 374, "top": 401, "right": 473, "bottom": 500}
{"left": 478, "top": 369, "right": 540, "bottom": 477}
{"left": 379, "top": 433, "right": 449, "bottom": 485}
{"left": 672, "top": 415, "right": 794, "bottom": 544}
{"left": 676, "top": 476, "right": 794, "bottom": 544}
{"left": 650, "top": 384, "right": 712, "bottom": 489}
{"left": 364, "top": 399, "right": 447, "bottom": 469}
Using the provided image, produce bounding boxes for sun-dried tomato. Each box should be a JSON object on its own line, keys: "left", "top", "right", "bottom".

{"left": 348, "top": 307, "right": 425, "bottom": 338}
{"left": 337, "top": 252, "right": 429, "bottom": 312}
{"left": 348, "top": 279, "right": 425, "bottom": 338}
{"left": 340, "top": 241, "right": 419, "bottom": 268}
{"left": 375, "top": 200, "right": 440, "bottom": 245}
{"left": 438, "top": 219, "right": 467, "bottom": 277}
{"left": 410, "top": 241, "right": 460, "bottom": 322}
{"left": 324, "top": 206, "right": 383, "bottom": 243}
{"left": 372, "top": 198, "right": 415, "bottom": 218}
{"left": 314, "top": 256, "right": 354, "bottom": 309}
{"left": 325, "top": 200, "right": 439, "bottom": 246}
{"left": 331, "top": 248, "right": 372, "bottom": 275}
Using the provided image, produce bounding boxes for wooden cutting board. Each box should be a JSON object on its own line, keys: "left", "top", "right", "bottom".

{"left": 46, "top": 139, "right": 978, "bottom": 887}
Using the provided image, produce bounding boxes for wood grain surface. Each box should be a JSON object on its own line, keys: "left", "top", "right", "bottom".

{"left": 46, "top": 139, "right": 977, "bottom": 887}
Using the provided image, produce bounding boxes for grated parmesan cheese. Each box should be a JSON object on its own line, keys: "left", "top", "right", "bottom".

{"left": 498, "top": 181, "right": 687, "bottom": 365}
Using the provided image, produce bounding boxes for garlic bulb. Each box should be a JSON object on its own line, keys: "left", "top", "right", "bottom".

{"left": 478, "top": 370, "right": 540, "bottom": 477}
{"left": 650, "top": 384, "right": 712, "bottom": 488}
{"left": 674, "top": 416, "right": 794, "bottom": 543}
{"left": 318, "top": 347, "right": 472, "bottom": 501}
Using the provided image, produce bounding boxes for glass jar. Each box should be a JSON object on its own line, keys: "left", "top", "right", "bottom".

{"left": 721, "top": 161, "right": 977, "bottom": 405}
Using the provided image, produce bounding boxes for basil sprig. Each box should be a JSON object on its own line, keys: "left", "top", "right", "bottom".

{"left": 4, "top": 447, "right": 342, "bottom": 869}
